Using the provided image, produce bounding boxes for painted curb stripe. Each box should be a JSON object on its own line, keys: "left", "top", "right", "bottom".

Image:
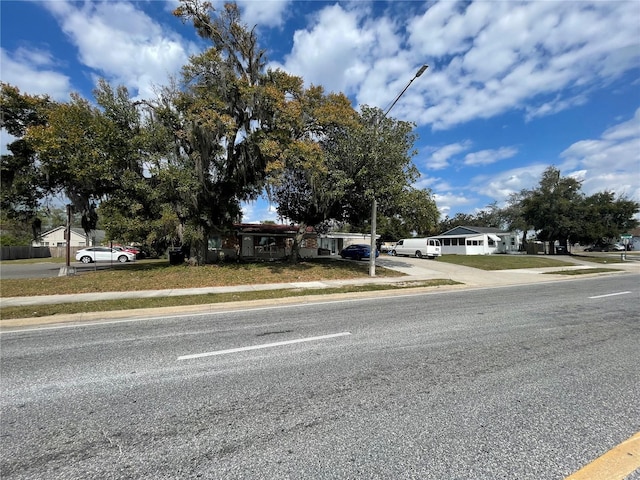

{"left": 565, "top": 431, "right": 640, "bottom": 480}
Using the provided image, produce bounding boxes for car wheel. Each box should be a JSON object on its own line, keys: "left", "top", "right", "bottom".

{"left": 117, "top": 255, "right": 129, "bottom": 263}
{"left": 80, "top": 256, "right": 92, "bottom": 264}
{"left": 415, "top": 250, "right": 422, "bottom": 258}
{"left": 391, "top": 250, "right": 397, "bottom": 256}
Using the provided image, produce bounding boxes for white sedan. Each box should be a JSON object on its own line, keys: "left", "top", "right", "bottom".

{"left": 75, "top": 247, "right": 136, "bottom": 264}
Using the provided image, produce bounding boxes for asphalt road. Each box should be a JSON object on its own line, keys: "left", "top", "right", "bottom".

{"left": 1, "top": 274, "right": 639, "bottom": 479}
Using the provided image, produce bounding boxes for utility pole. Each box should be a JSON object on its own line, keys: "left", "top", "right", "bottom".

{"left": 58, "top": 204, "right": 75, "bottom": 276}
{"left": 369, "top": 65, "right": 428, "bottom": 277}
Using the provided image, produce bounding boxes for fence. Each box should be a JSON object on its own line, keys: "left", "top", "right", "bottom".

{"left": 0, "top": 246, "right": 84, "bottom": 261}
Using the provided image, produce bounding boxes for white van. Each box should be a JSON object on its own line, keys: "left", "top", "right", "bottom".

{"left": 391, "top": 238, "right": 441, "bottom": 259}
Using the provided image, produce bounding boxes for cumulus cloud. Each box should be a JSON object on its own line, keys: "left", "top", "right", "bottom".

{"left": 409, "top": 1, "right": 640, "bottom": 129}
{"left": 41, "top": 0, "right": 193, "bottom": 100}
{"left": 237, "top": 0, "right": 291, "bottom": 29}
{"left": 464, "top": 147, "right": 518, "bottom": 167}
{"left": 270, "top": 1, "right": 417, "bottom": 107}
{"left": 424, "top": 141, "right": 471, "bottom": 170}
{"left": 0, "top": 48, "right": 71, "bottom": 101}
{"left": 560, "top": 108, "right": 640, "bottom": 201}
{"left": 279, "top": 1, "right": 639, "bottom": 129}
{"left": 433, "top": 192, "right": 476, "bottom": 219}
{"left": 469, "top": 164, "right": 550, "bottom": 207}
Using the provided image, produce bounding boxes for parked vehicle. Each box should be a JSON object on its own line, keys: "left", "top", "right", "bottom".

{"left": 584, "top": 243, "right": 614, "bottom": 252}
{"left": 340, "top": 244, "right": 379, "bottom": 261}
{"left": 612, "top": 243, "right": 626, "bottom": 251}
{"left": 391, "top": 238, "right": 441, "bottom": 259}
{"left": 75, "top": 247, "right": 136, "bottom": 264}
{"left": 113, "top": 245, "right": 145, "bottom": 259}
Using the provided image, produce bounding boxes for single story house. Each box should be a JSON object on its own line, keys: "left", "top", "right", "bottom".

{"left": 32, "top": 227, "right": 105, "bottom": 248}
{"left": 432, "top": 226, "right": 520, "bottom": 255}
{"left": 207, "top": 223, "right": 319, "bottom": 261}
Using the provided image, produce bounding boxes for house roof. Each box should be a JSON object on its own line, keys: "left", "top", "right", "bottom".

{"left": 437, "top": 226, "right": 507, "bottom": 236}
{"left": 40, "top": 226, "right": 106, "bottom": 242}
{"left": 234, "top": 223, "right": 315, "bottom": 235}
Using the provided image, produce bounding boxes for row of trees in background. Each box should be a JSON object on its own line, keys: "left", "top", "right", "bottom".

{"left": 438, "top": 167, "right": 638, "bottom": 252}
{"left": 1, "top": 1, "right": 637, "bottom": 260}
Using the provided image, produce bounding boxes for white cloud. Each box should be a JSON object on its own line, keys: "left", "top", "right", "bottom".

{"left": 237, "top": 0, "right": 291, "bottom": 29}
{"left": 424, "top": 141, "right": 471, "bottom": 170}
{"left": 433, "top": 192, "right": 475, "bottom": 219}
{"left": 272, "top": 4, "right": 382, "bottom": 96}
{"left": 413, "top": 1, "right": 640, "bottom": 129}
{"left": 464, "top": 147, "right": 518, "bottom": 167}
{"left": 464, "top": 164, "right": 549, "bottom": 208}
{"left": 0, "top": 48, "right": 71, "bottom": 101}
{"left": 560, "top": 108, "right": 640, "bottom": 201}
{"left": 241, "top": 200, "right": 279, "bottom": 224}
{"left": 42, "top": 0, "right": 194, "bottom": 100}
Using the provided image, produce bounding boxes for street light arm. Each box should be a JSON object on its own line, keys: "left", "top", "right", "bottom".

{"left": 383, "top": 65, "right": 428, "bottom": 118}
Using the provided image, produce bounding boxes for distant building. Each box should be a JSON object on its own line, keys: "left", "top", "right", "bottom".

{"left": 432, "top": 226, "right": 520, "bottom": 255}
{"left": 32, "top": 227, "right": 106, "bottom": 248}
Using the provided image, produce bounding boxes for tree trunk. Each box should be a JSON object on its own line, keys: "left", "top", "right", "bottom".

{"left": 288, "top": 223, "right": 307, "bottom": 265}
{"left": 188, "top": 225, "right": 208, "bottom": 266}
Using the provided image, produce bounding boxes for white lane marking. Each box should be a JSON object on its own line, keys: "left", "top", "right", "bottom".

{"left": 177, "top": 332, "right": 351, "bottom": 361}
{"left": 589, "top": 291, "right": 631, "bottom": 299}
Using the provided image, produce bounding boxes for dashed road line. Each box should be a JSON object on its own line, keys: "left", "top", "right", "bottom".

{"left": 177, "top": 331, "right": 352, "bottom": 360}
{"left": 589, "top": 291, "right": 631, "bottom": 299}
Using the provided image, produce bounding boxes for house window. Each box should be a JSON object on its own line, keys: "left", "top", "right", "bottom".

{"left": 208, "top": 237, "right": 222, "bottom": 249}
{"left": 451, "top": 238, "right": 457, "bottom": 246}
{"left": 443, "top": 238, "right": 450, "bottom": 246}
{"left": 479, "top": 240, "right": 483, "bottom": 246}
{"left": 467, "top": 240, "right": 472, "bottom": 246}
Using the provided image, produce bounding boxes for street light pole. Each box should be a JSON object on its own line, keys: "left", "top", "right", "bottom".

{"left": 369, "top": 64, "right": 428, "bottom": 277}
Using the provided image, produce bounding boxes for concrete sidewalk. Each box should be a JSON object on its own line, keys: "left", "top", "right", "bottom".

{"left": 2, "top": 256, "right": 638, "bottom": 308}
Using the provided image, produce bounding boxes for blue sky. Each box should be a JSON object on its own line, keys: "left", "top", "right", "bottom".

{"left": 2, "top": 0, "right": 639, "bottom": 223}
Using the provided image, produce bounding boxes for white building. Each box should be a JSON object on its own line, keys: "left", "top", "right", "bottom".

{"left": 32, "top": 226, "right": 105, "bottom": 248}
{"left": 433, "top": 226, "right": 520, "bottom": 255}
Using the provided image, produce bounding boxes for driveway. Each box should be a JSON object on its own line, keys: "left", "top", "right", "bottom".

{"left": 0, "top": 261, "right": 133, "bottom": 280}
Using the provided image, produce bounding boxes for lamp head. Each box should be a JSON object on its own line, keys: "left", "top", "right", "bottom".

{"left": 416, "top": 65, "right": 428, "bottom": 77}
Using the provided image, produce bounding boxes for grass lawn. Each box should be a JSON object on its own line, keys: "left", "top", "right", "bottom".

{"left": 0, "top": 258, "right": 403, "bottom": 298}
